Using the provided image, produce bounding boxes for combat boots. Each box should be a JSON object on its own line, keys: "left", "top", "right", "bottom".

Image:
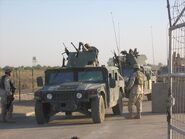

{"left": 126, "top": 113, "right": 134, "bottom": 119}
{"left": 2, "top": 114, "right": 7, "bottom": 122}
{"left": 1, "top": 106, "right": 7, "bottom": 122}
{"left": 134, "top": 112, "right": 141, "bottom": 119}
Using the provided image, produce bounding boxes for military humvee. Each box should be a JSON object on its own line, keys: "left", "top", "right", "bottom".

{"left": 108, "top": 48, "right": 153, "bottom": 100}
{"left": 34, "top": 42, "right": 124, "bottom": 124}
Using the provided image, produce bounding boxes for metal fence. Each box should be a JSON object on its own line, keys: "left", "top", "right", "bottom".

{"left": 167, "top": 0, "right": 185, "bottom": 138}
{"left": 0, "top": 68, "right": 44, "bottom": 101}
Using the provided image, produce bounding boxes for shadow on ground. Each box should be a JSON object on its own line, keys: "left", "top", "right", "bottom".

{"left": 0, "top": 111, "right": 164, "bottom": 130}
{"left": 14, "top": 99, "right": 34, "bottom": 107}
{"left": 0, "top": 114, "right": 95, "bottom": 130}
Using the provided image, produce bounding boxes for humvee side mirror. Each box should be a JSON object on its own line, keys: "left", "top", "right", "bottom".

{"left": 109, "top": 78, "right": 116, "bottom": 88}
{"left": 37, "top": 76, "right": 43, "bottom": 87}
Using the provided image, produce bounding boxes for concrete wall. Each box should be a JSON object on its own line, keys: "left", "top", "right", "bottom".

{"left": 172, "top": 81, "right": 185, "bottom": 113}
{"left": 152, "top": 80, "right": 185, "bottom": 113}
{"left": 152, "top": 82, "right": 169, "bottom": 113}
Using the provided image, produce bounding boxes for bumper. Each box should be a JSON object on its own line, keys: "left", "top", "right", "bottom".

{"left": 35, "top": 91, "right": 96, "bottom": 112}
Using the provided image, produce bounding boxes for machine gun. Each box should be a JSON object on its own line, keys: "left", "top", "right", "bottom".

{"left": 61, "top": 42, "right": 99, "bottom": 67}
{"left": 62, "top": 43, "right": 70, "bottom": 67}
{"left": 113, "top": 51, "right": 119, "bottom": 66}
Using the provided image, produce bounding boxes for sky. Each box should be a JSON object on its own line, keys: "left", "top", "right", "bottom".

{"left": 0, "top": 0, "right": 169, "bottom": 67}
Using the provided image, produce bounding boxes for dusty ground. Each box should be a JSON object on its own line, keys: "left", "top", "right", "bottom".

{"left": 0, "top": 95, "right": 167, "bottom": 139}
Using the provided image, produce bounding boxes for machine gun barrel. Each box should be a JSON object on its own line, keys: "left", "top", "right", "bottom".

{"left": 71, "top": 42, "right": 79, "bottom": 52}
{"left": 63, "top": 43, "right": 69, "bottom": 55}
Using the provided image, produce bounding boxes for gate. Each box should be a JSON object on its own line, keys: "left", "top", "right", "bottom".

{"left": 167, "top": 0, "right": 185, "bottom": 138}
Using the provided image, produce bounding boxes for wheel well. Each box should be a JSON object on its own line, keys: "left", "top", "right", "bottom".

{"left": 100, "top": 91, "right": 107, "bottom": 108}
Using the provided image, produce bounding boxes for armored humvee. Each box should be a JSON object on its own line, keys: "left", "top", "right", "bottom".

{"left": 108, "top": 48, "right": 154, "bottom": 100}
{"left": 34, "top": 42, "right": 124, "bottom": 124}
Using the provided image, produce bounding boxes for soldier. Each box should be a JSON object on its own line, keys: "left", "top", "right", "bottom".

{"left": 82, "top": 43, "right": 90, "bottom": 51}
{"left": 83, "top": 43, "right": 99, "bottom": 53}
{"left": 126, "top": 64, "right": 144, "bottom": 119}
{"left": 0, "top": 68, "right": 15, "bottom": 122}
{"left": 83, "top": 43, "right": 99, "bottom": 66}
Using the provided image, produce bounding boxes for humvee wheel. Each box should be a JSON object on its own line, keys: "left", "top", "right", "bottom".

{"left": 91, "top": 95, "right": 105, "bottom": 123}
{"left": 112, "top": 94, "right": 123, "bottom": 115}
{"left": 147, "top": 93, "right": 152, "bottom": 101}
{"left": 35, "top": 101, "right": 50, "bottom": 124}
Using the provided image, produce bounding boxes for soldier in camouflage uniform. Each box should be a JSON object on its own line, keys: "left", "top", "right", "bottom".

{"left": 84, "top": 43, "right": 99, "bottom": 53}
{"left": 126, "top": 64, "right": 144, "bottom": 119}
{"left": 0, "top": 68, "right": 14, "bottom": 122}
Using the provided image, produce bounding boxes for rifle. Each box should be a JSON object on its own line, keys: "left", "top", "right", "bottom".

{"left": 63, "top": 43, "right": 69, "bottom": 56}
{"left": 113, "top": 51, "right": 119, "bottom": 66}
{"left": 133, "top": 48, "right": 139, "bottom": 58}
{"left": 6, "top": 82, "right": 16, "bottom": 111}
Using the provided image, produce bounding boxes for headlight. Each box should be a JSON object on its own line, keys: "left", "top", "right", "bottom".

{"left": 47, "top": 93, "right": 53, "bottom": 100}
{"left": 76, "top": 92, "right": 82, "bottom": 99}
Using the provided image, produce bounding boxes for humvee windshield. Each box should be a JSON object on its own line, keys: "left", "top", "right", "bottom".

{"left": 78, "top": 71, "right": 103, "bottom": 82}
{"left": 47, "top": 68, "right": 104, "bottom": 85}
{"left": 48, "top": 72, "right": 74, "bottom": 84}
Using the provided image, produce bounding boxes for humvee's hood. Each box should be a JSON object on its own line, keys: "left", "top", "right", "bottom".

{"left": 42, "top": 82, "right": 104, "bottom": 92}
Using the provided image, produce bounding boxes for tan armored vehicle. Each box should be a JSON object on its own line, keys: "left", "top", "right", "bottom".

{"left": 108, "top": 48, "right": 154, "bottom": 100}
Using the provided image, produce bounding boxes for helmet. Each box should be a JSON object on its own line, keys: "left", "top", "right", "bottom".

{"left": 84, "top": 43, "right": 90, "bottom": 48}
{"left": 133, "top": 64, "right": 140, "bottom": 69}
{"left": 4, "top": 67, "right": 12, "bottom": 73}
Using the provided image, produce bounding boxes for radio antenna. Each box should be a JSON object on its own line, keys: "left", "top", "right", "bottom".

{"left": 118, "top": 22, "right": 121, "bottom": 52}
{"left": 111, "top": 12, "right": 119, "bottom": 54}
{"left": 111, "top": 12, "right": 122, "bottom": 72}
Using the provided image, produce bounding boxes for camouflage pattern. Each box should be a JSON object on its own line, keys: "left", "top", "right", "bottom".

{"left": 0, "top": 75, "right": 13, "bottom": 122}
{"left": 35, "top": 66, "right": 125, "bottom": 124}
{"left": 127, "top": 70, "right": 144, "bottom": 118}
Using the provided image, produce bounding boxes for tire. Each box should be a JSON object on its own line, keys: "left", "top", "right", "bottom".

{"left": 35, "top": 101, "right": 50, "bottom": 124}
{"left": 65, "top": 112, "right": 72, "bottom": 116}
{"left": 91, "top": 95, "right": 105, "bottom": 123}
{"left": 147, "top": 93, "right": 152, "bottom": 101}
{"left": 112, "top": 96, "right": 123, "bottom": 115}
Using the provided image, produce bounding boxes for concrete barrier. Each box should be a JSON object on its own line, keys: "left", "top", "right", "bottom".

{"left": 152, "top": 82, "right": 169, "bottom": 113}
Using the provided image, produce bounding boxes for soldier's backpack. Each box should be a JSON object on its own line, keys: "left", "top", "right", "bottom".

{"left": 0, "top": 75, "right": 6, "bottom": 89}
{"left": 134, "top": 71, "right": 144, "bottom": 85}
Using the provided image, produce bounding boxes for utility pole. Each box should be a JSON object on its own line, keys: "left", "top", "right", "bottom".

{"left": 18, "top": 67, "right": 21, "bottom": 101}
{"left": 166, "top": 1, "right": 172, "bottom": 139}
{"left": 32, "top": 56, "right": 37, "bottom": 93}
{"left": 150, "top": 26, "right": 155, "bottom": 65}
